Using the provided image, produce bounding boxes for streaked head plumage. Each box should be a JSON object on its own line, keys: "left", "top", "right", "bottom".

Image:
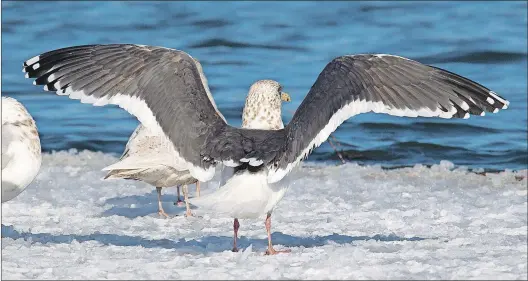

{"left": 242, "top": 80, "right": 290, "bottom": 130}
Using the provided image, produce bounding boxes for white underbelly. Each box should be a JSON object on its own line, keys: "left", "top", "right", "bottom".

{"left": 2, "top": 143, "right": 41, "bottom": 203}
{"left": 189, "top": 170, "right": 289, "bottom": 219}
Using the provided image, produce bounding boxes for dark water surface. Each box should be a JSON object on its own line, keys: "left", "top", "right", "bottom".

{"left": 2, "top": 1, "right": 527, "bottom": 171}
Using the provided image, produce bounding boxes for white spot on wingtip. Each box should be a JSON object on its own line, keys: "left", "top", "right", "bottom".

{"left": 502, "top": 100, "right": 510, "bottom": 109}
{"left": 25, "top": 55, "right": 40, "bottom": 66}
{"left": 240, "top": 158, "right": 250, "bottom": 163}
{"left": 32, "top": 63, "right": 40, "bottom": 70}
{"left": 24, "top": 73, "right": 29, "bottom": 78}
{"left": 480, "top": 111, "right": 485, "bottom": 116}
{"left": 43, "top": 85, "right": 49, "bottom": 91}
{"left": 493, "top": 108, "right": 499, "bottom": 113}
{"left": 460, "top": 101, "right": 470, "bottom": 111}
{"left": 486, "top": 97, "right": 495, "bottom": 104}
{"left": 32, "top": 80, "right": 37, "bottom": 85}
{"left": 489, "top": 91, "right": 509, "bottom": 107}
{"left": 463, "top": 112, "right": 470, "bottom": 119}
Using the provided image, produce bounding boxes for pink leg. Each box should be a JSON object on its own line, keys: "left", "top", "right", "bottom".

{"left": 183, "top": 185, "right": 193, "bottom": 217}
{"left": 265, "top": 213, "right": 291, "bottom": 255}
{"left": 156, "top": 187, "right": 169, "bottom": 218}
{"left": 232, "top": 218, "right": 240, "bottom": 252}
{"left": 175, "top": 185, "right": 184, "bottom": 206}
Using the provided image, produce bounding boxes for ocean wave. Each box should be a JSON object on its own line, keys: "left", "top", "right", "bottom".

{"left": 189, "top": 38, "right": 307, "bottom": 51}
{"left": 414, "top": 50, "right": 527, "bottom": 65}
{"left": 311, "top": 141, "right": 527, "bottom": 172}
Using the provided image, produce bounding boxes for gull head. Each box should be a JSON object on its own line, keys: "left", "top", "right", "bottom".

{"left": 242, "top": 80, "right": 291, "bottom": 130}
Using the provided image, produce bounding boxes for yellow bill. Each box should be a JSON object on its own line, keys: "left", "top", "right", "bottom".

{"left": 281, "top": 92, "right": 291, "bottom": 102}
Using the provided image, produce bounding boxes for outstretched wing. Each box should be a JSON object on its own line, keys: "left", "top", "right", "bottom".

{"left": 23, "top": 44, "right": 274, "bottom": 181}
{"left": 24, "top": 47, "right": 509, "bottom": 184}
{"left": 266, "top": 54, "right": 510, "bottom": 182}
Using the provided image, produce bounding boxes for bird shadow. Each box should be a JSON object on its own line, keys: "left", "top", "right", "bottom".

{"left": 1, "top": 224, "right": 435, "bottom": 254}
{"left": 101, "top": 190, "right": 196, "bottom": 218}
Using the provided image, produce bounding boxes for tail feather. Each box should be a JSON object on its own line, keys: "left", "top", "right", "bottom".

{"left": 189, "top": 171, "right": 274, "bottom": 219}
{"left": 103, "top": 168, "right": 145, "bottom": 181}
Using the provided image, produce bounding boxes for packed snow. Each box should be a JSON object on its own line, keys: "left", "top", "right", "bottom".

{"left": 1, "top": 150, "right": 527, "bottom": 280}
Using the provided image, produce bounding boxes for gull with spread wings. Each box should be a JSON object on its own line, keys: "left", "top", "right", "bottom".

{"left": 23, "top": 44, "right": 509, "bottom": 254}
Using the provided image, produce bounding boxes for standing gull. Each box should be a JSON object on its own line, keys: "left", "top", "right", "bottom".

{"left": 23, "top": 44, "right": 509, "bottom": 254}
{"left": 2, "top": 96, "right": 42, "bottom": 203}
{"left": 102, "top": 123, "right": 199, "bottom": 217}
{"left": 195, "top": 80, "right": 292, "bottom": 252}
{"left": 102, "top": 57, "right": 224, "bottom": 218}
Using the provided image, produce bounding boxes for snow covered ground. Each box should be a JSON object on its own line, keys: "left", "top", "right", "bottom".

{"left": 1, "top": 150, "right": 527, "bottom": 280}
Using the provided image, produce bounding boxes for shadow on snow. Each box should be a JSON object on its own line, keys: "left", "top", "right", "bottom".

{"left": 1, "top": 224, "right": 435, "bottom": 254}
{"left": 100, "top": 189, "right": 199, "bottom": 218}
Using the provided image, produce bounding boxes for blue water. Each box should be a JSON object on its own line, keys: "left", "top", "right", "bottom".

{"left": 2, "top": 1, "right": 527, "bottom": 171}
